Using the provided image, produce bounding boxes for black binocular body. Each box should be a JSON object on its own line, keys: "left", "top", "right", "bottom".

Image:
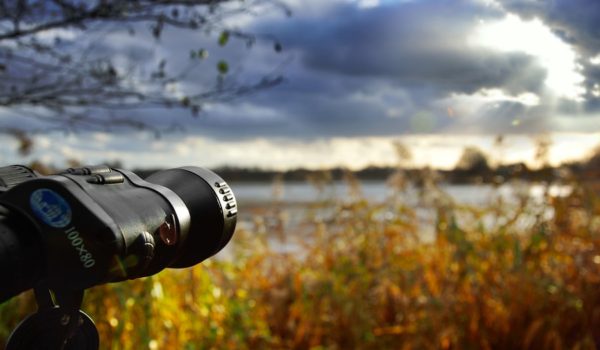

{"left": 0, "top": 165, "right": 237, "bottom": 303}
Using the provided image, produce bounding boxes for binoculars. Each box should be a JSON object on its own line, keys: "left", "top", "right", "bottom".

{"left": 0, "top": 164, "right": 237, "bottom": 349}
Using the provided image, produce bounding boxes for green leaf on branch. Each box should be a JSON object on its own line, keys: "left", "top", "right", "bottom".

{"left": 218, "top": 31, "right": 230, "bottom": 46}
{"left": 217, "top": 60, "right": 229, "bottom": 74}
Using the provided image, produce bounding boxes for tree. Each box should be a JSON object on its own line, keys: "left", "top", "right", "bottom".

{"left": 586, "top": 144, "right": 600, "bottom": 171}
{"left": 0, "top": 0, "right": 287, "bottom": 143}
{"left": 455, "top": 146, "right": 490, "bottom": 174}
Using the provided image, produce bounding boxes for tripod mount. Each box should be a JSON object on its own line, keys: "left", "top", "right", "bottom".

{"left": 6, "top": 287, "right": 98, "bottom": 350}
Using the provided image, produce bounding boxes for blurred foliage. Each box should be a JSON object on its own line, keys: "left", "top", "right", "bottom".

{"left": 1, "top": 175, "right": 600, "bottom": 349}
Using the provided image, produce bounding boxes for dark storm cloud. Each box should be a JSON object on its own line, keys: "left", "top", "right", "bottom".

{"left": 268, "top": 0, "right": 547, "bottom": 97}
{"left": 184, "top": 0, "right": 552, "bottom": 138}
{"left": 159, "top": 0, "right": 586, "bottom": 139}
{"left": 499, "top": 0, "right": 600, "bottom": 110}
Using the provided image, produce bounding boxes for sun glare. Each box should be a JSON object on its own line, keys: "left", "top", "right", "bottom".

{"left": 470, "top": 14, "right": 585, "bottom": 101}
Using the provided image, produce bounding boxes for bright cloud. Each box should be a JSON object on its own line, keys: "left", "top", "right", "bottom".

{"left": 470, "top": 14, "right": 586, "bottom": 101}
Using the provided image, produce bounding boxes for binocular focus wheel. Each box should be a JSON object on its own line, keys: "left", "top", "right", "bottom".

{"left": 6, "top": 307, "right": 99, "bottom": 350}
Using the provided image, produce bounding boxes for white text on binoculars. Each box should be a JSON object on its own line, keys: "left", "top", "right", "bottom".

{"left": 65, "top": 227, "right": 96, "bottom": 268}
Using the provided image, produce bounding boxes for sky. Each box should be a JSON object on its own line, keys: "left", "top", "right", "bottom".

{"left": 1, "top": 0, "right": 600, "bottom": 170}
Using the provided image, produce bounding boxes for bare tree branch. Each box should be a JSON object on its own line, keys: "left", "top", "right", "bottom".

{"left": 0, "top": 0, "right": 289, "bottom": 137}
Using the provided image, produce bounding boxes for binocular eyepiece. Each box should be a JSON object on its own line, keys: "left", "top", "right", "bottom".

{"left": 0, "top": 165, "right": 237, "bottom": 303}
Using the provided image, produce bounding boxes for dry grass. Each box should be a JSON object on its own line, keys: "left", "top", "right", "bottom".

{"left": 1, "top": 178, "right": 600, "bottom": 349}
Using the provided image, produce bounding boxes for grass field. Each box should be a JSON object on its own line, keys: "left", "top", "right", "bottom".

{"left": 1, "top": 175, "right": 600, "bottom": 349}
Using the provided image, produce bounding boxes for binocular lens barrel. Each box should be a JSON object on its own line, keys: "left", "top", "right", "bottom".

{"left": 145, "top": 167, "right": 237, "bottom": 268}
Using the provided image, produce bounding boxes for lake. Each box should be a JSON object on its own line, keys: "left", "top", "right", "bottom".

{"left": 230, "top": 180, "right": 570, "bottom": 207}
{"left": 229, "top": 180, "right": 570, "bottom": 239}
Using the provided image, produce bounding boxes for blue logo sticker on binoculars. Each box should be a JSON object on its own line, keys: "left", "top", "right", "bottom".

{"left": 30, "top": 189, "right": 72, "bottom": 228}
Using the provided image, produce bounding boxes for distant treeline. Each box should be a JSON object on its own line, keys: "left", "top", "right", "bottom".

{"left": 134, "top": 156, "right": 599, "bottom": 185}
